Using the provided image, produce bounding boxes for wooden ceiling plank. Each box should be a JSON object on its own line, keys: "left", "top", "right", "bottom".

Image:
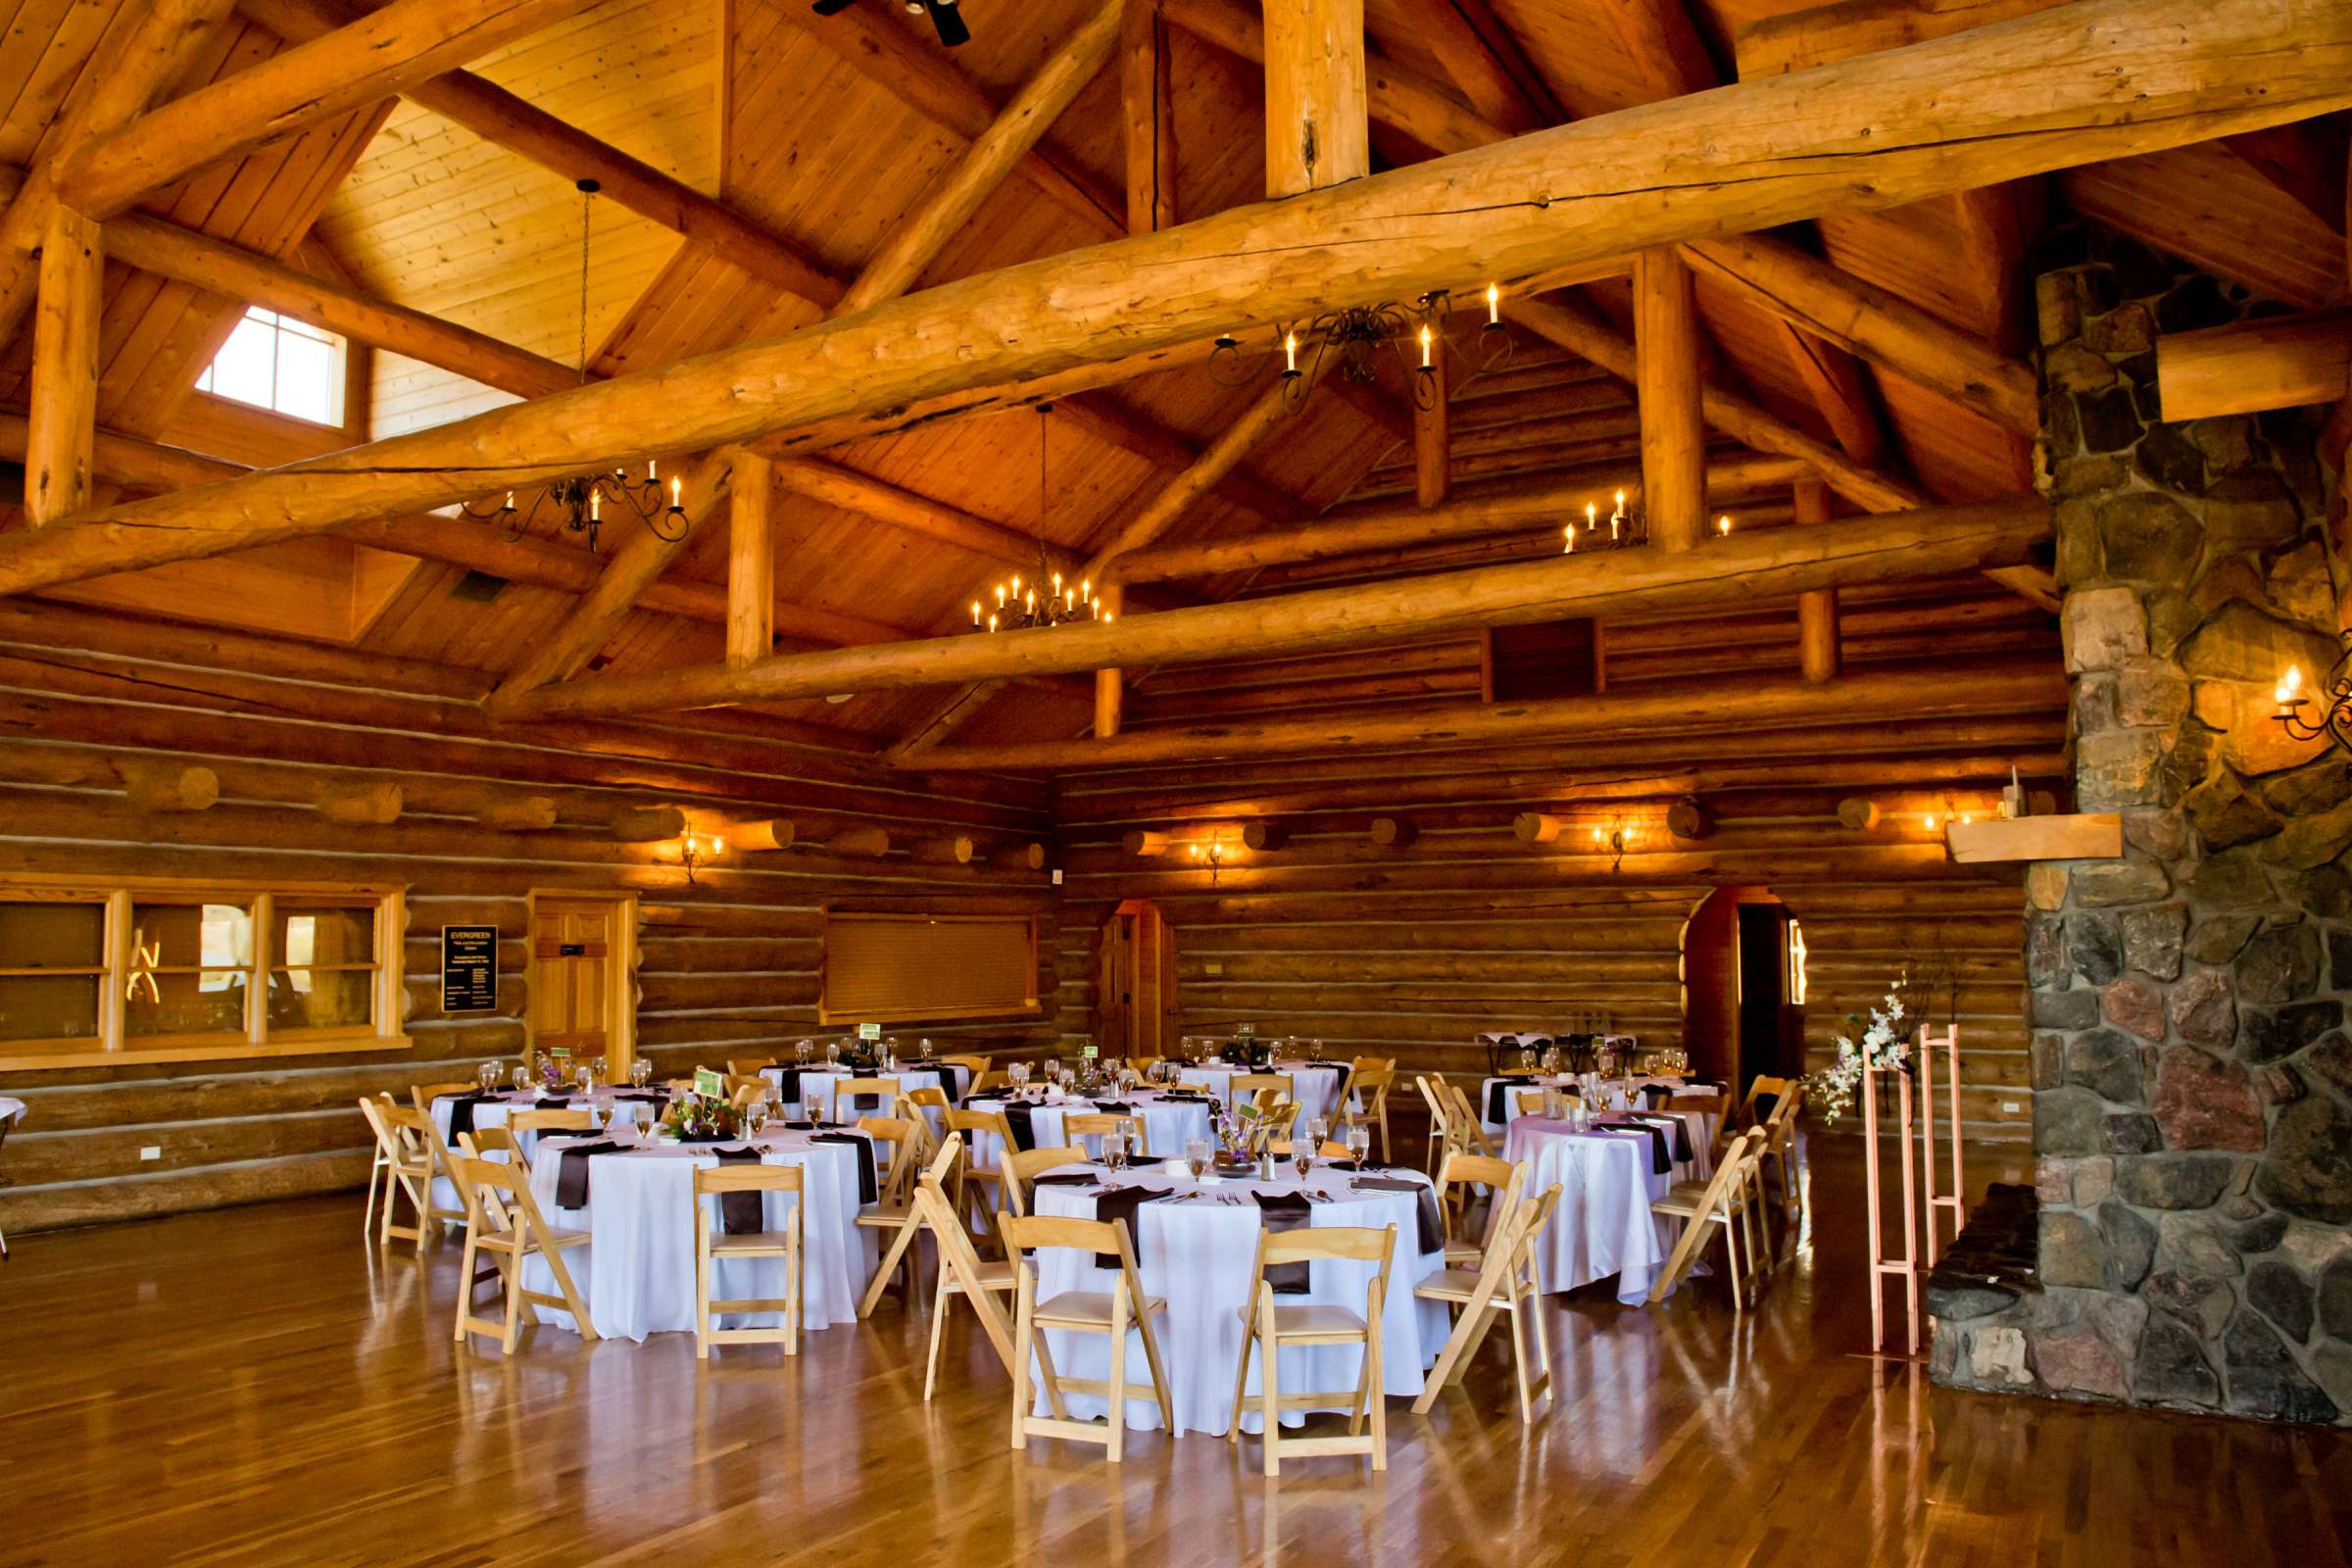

{"left": 1733, "top": 0, "right": 2068, "bottom": 80}
{"left": 7, "top": 0, "right": 2344, "bottom": 599}
{"left": 1380, "top": 0, "right": 1548, "bottom": 134}
{"left": 1774, "top": 317, "right": 1893, "bottom": 468}
{"left": 486, "top": 495, "right": 2050, "bottom": 720}
{"left": 1123, "top": 0, "right": 1179, "bottom": 234}
{"left": 59, "top": 0, "right": 602, "bottom": 220}
{"left": 0, "top": 0, "right": 231, "bottom": 348}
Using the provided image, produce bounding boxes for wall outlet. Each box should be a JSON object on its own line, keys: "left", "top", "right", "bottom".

{"left": 2001, "top": 1101, "right": 2021, "bottom": 1114}
{"left": 1051, "top": 868, "right": 1063, "bottom": 885}
{"left": 1204, "top": 959, "right": 1224, "bottom": 975}
{"left": 139, "top": 1145, "right": 162, "bottom": 1160}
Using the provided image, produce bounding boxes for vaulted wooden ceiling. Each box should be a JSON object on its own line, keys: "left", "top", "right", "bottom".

{"left": 0, "top": 0, "right": 2343, "bottom": 757}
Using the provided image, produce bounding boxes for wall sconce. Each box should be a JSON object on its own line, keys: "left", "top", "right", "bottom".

{"left": 2276, "top": 643, "right": 2352, "bottom": 754}
{"left": 1588, "top": 816, "right": 1629, "bottom": 874}
{"left": 677, "top": 827, "right": 725, "bottom": 885}
{"left": 1187, "top": 830, "right": 1235, "bottom": 887}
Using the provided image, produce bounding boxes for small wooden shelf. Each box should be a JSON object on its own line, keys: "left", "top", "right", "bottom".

{"left": 1944, "top": 813, "right": 2122, "bottom": 864}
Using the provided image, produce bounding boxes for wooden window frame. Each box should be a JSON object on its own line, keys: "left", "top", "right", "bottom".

{"left": 817, "top": 907, "right": 1041, "bottom": 1025}
{"left": 0, "top": 872, "right": 409, "bottom": 1071}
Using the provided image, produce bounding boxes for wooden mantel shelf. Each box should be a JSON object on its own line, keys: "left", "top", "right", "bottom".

{"left": 1944, "top": 813, "right": 2123, "bottom": 864}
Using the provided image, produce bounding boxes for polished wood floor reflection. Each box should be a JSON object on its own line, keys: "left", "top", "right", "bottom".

{"left": 4, "top": 1143, "right": 2349, "bottom": 1567}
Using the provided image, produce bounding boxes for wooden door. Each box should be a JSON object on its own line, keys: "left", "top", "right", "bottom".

{"left": 529, "top": 895, "right": 636, "bottom": 1071}
{"left": 1097, "top": 899, "right": 1177, "bottom": 1057}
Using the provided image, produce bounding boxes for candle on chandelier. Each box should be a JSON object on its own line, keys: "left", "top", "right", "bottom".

{"left": 590, "top": 490, "right": 601, "bottom": 521}
{"left": 971, "top": 600, "right": 981, "bottom": 626}
{"left": 1717, "top": 514, "right": 1732, "bottom": 536}
{"left": 1283, "top": 331, "right": 1298, "bottom": 373}
{"left": 1418, "top": 324, "right": 1433, "bottom": 368}
{"left": 669, "top": 475, "right": 682, "bottom": 509}
{"left": 1486, "top": 282, "right": 1500, "bottom": 325}
{"left": 1080, "top": 578, "right": 1092, "bottom": 602}
{"left": 988, "top": 612, "right": 999, "bottom": 632}
{"left": 1026, "top": 589, "right": 1036, "bottom": 612}
{"left": 996, "top": 585, "right": 1007, "bottom": 609}
{"left": 1584, "top": 500, "right": 1596, "bottom": 531}
{"left": 1562, "top": 522, "right": 1575, "bottom": 554}
{"left": 2278, "top": 663, "right": 2307, "bottom": 712}
{"left": 503, "top": 491, "right": 516, "bottom": 511}
{"left": 648, "top": 459, "right": 658, "bottom": 482}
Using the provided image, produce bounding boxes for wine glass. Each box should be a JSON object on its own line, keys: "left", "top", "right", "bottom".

{"left": 1008, "top": 1060, "right": 1030, "bottom": 1095}
{"left": 1185, "top": 1137, "right": 1210, "bottom": 1180}
{"left": 1293, "top": 1136, "right": 1313, "bottom": 1181}
{"left": 1347, "top": 1124, "right": 1371, "bottom": 1165}
{"left": 511, "top": 1065, "right": 530, "bottom": 1093}
{"left": 824, "top": 1041, "right": 841, "bottom": 1067}
{"left": 631, "top": 1058, "right": 652, "bottom": 1089}
{"left": 744, "top": 1101, "right": 768, "bottom": 1142}
{"left": 1307, "top": 1116, "right": 1329, "bottom": 1153}
{"left": 476, "top": 1061, "right": 498, "bottom": 1093}
{"left": 1103, "top": 1128, "right": 1128, "bottom": 1172}
{"left": 795, "top": 1039, "right": 814, "bottom": 1065}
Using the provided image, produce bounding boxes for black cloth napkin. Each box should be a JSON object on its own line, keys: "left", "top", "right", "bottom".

{"left": 1032, "top": 1170, "right": 1097, "bottom": 1186}
{"left": 537, "top": 1097, "right": 574, "bottom": 1108}
{"left": 1350, "top": 1176, "right": 1444, "bottom": 1253}
{"left": 768, "top": 1067, "right": 806, "bottom": 1106}
{"left": 612, "top": 1091, "right": 666, "bottom": 1106}
{"left": 1596, "top": 1119, "right": 1673, "bottom": 1176}
{"left": 812, "top": 1132, "right": 878, "bottom": 1204}
{"left": 1634, "top": 1112, "right": 1694, "bottom": 1165}
{"left": 1000, "top": 1102, "right": 1038, "bottom": 1152}
{"left": 1090, "top": 1101, "right": 1137, "bottom": 1117}
{"left": 1092, "top": 1186, "right": 1167, "bottom": 1269}
{"left": 782, "top": 1120, "right": 817, "bottom": 1132}
{"left": 710, "top": 1145, "right": 766, "bottom": 1234}
{"left": 678, "top": 1130, "right": 732, "bottom": 1145}
{"left": 1155, "top": 1091, "right": 1210, "bottom": 1104}
{"left": 1252, "top": 1192, "right": 1315, "bottom": 1295}
{"left": 1484, "top": 1077, "right": 1534, "bottom": 1123}
{"left": 554, "top": 1139, "right": 621, "bottom": 1208}
{"left": 444, "top": 1092, "right": 499, "bottom": 1140}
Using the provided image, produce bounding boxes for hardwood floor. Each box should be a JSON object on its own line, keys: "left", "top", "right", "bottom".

{"left": 4, "top": 1142, "right": 2349, "bottom": 1568}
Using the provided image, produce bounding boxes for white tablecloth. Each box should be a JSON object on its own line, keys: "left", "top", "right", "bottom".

{"left": 961, "top": 1091, "right": 1214, "bottom": 1164}
{"left": 1176, "top": 1060, "right": 1348, "bottom": 1125}
{"left": 515, "top": 1129, "right": 876, "bottom": 1343}
{"left": 429, "top": 1089, "right": 653, "bottom": 1213}
{"left": 1479, "top": 1080, "right": 1719, "bottom": 1184}
{"left": 1502, "top": 1117, "right": 1676, "bottom": 1305}
{"left": 1028, "top": 1160, "right": 1448, "bottom": 1435}
{"left": 760, "top": 1064, "right": 968, "bottom": 1121}
{"left": 0, "top": 1096, "right": 24, "bottom": 1126}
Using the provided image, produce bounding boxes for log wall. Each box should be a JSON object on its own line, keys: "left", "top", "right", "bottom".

{"left": 1052, "top": 650, "right": 2056, "bottom": 1145}
{"left": 0, "top": 603, "right": 1059, "bottom": 1235}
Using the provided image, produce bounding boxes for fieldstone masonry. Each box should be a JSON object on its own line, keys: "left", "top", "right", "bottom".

{"left": 1930, "top": 226, "right": 2352, "bottom": 1423}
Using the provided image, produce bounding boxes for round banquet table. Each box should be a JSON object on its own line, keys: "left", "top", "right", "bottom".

{"left": 428, "top": 1088, "right": 662, "bottom": 1212}
{"left": 761, "top": 1063, "right": 970, "bottom": 1123}
{"left": 1025, "top": 1158, "right": 1448, "bottom": 1435}
{"left": 1479, "top": 1078, "right": 1720, "bottom": 1183}
{"left": 1501, "top": 1115, "right": 1679, "bottom": 1305}
{"left": 1175, "top": 1060, "right": 1348, "bottom": 1124}
{"left": 959, "top": 1089, "right": 1214, "bottom": 1163}
{"left": 516, "top": 1126, "right": 877, "bottom": 1343}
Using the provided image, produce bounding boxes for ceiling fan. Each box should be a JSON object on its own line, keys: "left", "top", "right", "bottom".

{"left": 810, "top": 0, "right": 970, "bottom": 47}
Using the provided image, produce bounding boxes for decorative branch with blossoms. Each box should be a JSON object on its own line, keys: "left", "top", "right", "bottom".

{"left": 1803, "top": 975, "right": 1914, "bottom": 1126}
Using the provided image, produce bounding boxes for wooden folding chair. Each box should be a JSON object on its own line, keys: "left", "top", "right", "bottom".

{"left": 360, "top": 1098, "right": 434, "bottom": 1251}
{"left": 1231, "top": 1072, "right": 1295, "bottom": 1111}
{"left": 1348, "top": 1060, "right": 1396, "bottom": 1162}
{"left": 917, "top": 1168, "right": 1020, "bottom": 1398}
{"left": 1757, "top": 1093, "right": 1805, "bottom": 1266}
{"left": 1004, "top": 1145, "right": 1092, "bottom": 1218}
{"left": 725, "top": 1057, "right": 778, "bottom": 1079}
{"left": 509, "top": 1106, "right": 598, "bottom": 1138}
{"left": 905, "top": 1084, "right": 954, "bottom": 1121}
{"left": 832, "top": 1077, "right": 901, "bottom": 1119}
{"left": 1065, "top": 1111, "right": 1144, "bottom": 1159}
{"left": 1647, "top": 1130, "right": 1768, "bottom": 1311}
{"left": 1415, "top": 1074, "right": 1453, "bottom": 1174}
{"left": 357, "top": 1092, "right": 398, "bottom": 1238}
{"left": 458, "top": 1125, "right": 523, "bottom": 1162}
{"left": 1226, "top": 1223, "right": 1397, "bottom": 1476}
{"left": 1255, "top": 1101, "right": 1303, "bottom": 1155}
{"left": 1414, "top": 1184, "right": 1561, "bottom": 1422}
{"left": 1434, "top": 1153, "right": 1525, "bottom": 1272}
{"left": 968, "top": 1069, "right": 1012, "bottom": 1098}
{"left": 1717, "top": 1075, "right": 1793, "bottom": 1156}
{"left": 945, "top": 1107, "right": 1013, "bottom": 1237}
{"left": 1442, "top": 1081, "right": 1497, "bottom": 1157}
{"left": 1125, "top": 1056, "right": 1164, "bottom": 1080}
{"left": 729, "top": 1078, "right": 771, "bottom": 1111}
{"left": 1004, "top": 1213, "right": 1176, "bottom": 1463}
{"left": 694, "top": 1161, "right": 802, "bottom": 1357}
{"left": 938, "top": 1054, "right": 989, "bottom": 1083}
{"left": 864, "top": 1136, "right": 962, "bottom": 1318}
{"left": 401, "top": 1101, "right": 473, "bottom": 1241}
{"left": 451, "top": 1155, "right": 597, "bottom": 1352}
{"left": 410, "top": 1082, "right": 476, "bottom": 1117}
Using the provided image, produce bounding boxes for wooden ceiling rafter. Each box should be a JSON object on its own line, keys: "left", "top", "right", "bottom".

{"left": 3, "top": 0, "right": 2341, "bottom": 610}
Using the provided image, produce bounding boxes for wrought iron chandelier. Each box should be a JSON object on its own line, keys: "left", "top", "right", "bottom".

{"left": 461, "top": 179, "right": 686, "bottom": 553}
{"left": 1559, "top": 494, "right": 1733, "bottom": 554}
{"left": 969, "top": 405, "right": 1104, "bottom": 633}
{"left": 2275, "top": 633, "right": 2352, "bottom": 754}
{"left": 1210, "top": 284, "right": 1513, "bottom": 414}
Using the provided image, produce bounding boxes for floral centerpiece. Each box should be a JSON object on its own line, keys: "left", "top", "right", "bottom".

{"left": 1803, "top": 975, "right": 1914, "bottom": 1126}
{"left": 662, "top": 1088, "right": 744, "bottom": 1142}
{"left": 1211, "top": 1097, "right": 1267, "bottom": 1168}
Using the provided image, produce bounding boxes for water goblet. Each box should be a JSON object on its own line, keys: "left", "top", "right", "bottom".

{"left": 1185, "top": 1137, "right": 1211, "bottom": 1180}
{"left": 1293, "top": 1139, "right": 1313, "bottom": 1181}
{"left": 744, "top": 1101, "right": 768, "bottom": 1142}
{"left": 631, "top": 1058, "right": 652, "bottom": 1089}
{"left": 824, "top": 1041, "right": 841, "bottom": 1067}
{"left": 1104, "top": 1129, "right": 1128, "bottom": 1172}
{"left": 476, "top": 1061, "right": 498, "bottom": 1093}
{"left": 795, "top": 1039, "right": 814, "bottom": 1064}
{"left": 1347, "top": 1124, "right": 1371, "bottom": 1164}
{"left": 511, "top": 1065, "right": 531, "bottom": 1093}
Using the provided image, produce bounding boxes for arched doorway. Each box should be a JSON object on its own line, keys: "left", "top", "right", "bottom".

{"left": 1680, "top": 886, "right": 1805, "bottom": 1092}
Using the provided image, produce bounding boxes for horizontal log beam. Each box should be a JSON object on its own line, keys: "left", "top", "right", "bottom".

{"left": 1113, "top": 456, "right": 1807, "bottom": 582}
{"left": 902, "top": 659, "right": 2069, "bottom": 769}
{"left": 59, "top": 0, "right": 600, "bottom": 220}
{"left": 2156, "top": 309, "right": 2352, "bottom": 419}
{"left": 6, "top": 0, "right": 2343, "bottom": 597}
{"left": 486, "top": 495, "right": 2051, "bottom": 720}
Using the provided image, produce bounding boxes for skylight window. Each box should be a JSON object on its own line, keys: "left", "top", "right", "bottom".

{"left": 195, "top": 306, "right": 345, "bottom": 426}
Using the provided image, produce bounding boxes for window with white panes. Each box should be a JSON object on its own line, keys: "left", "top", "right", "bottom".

{"left": 0, "top": 876, "right": 407, "bottom": 1070}
{"left": 194, "top": 307, "right": 347, "bottom": 425}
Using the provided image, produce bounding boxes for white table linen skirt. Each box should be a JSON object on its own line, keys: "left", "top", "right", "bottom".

{"left": 430, "top": 1090, "right": 638, "bottom": 1213}
{"left": 516, "top": 1132, "right": 875, "bottom": 1343}
{"left": 1028, "top": 1164, "right": 1446, "bottom": 1435}
{"left": 961, "top": 1094, "right": 1214, "bottom": 1165}
{"left": 1479, "top": 1084, "right": 1719, "bottom": 1185}
{"left": 760, "top": 1065, "right": 966, "bottom": 1125}
{"left": 1176, "top": 1061, "right": 1346, "bottom": 1125}
{"left": 1502, "top": 1118, "right": 1676, "bottom": 1304}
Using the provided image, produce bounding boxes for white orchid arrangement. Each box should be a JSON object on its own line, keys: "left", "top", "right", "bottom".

{"left": 1804, "top": 975, "right": 1914, "bottom": 1126}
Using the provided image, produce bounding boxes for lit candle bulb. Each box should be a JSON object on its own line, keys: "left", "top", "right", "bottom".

{"left": 2278, "top": 664, "right": 2306, "bottom": 710}
{"left": 1717, "top": 514, "right": 1732, "bottom": 536}
{"left": 503, "top": 490, "right": 516, "bottom": 511}
{"left": 1026, "top": 589, "right": 1035, "bottom": 612}
{"left": 972, "top": 600, "right": 982, "bottom": 626}
{"left": 997, "top": 585, "right": 1007, "bottom": 609}
{"left": 1486, "top": 282, "right": 1501, "bottom": 325}
{"left": 669, "top": 475, "right": 682, "bottom": 508}
{"left": 590, "top": 490, "right": 601, "bottom": 521}
{"left": 1012, "top": 574, "right": 1022, "bottom": 596}
{"left": 1585, "top": 500, "right": 1596, "bottom": 532}
{"left": 988, "top": 612, "right": 998, "bottom": 632}
{"left": 1563, "top": 523, "right": 1576, "bottom": 555}
{"left": 1053, "top": 571, "right": 1063, "bottom": 597}
{"left": 1080, "top": 578, "right": 1092, "bottom": 602}
{"left": 1283, "top": 331, "right": 1298, "bottom": 373}
{"left": 1102, "top": 611, "right": 1114, "bottom": 624}
{"left": 648, "top": 459, "right": 658, "bottom": 481}
{"left": 1418, "top": 323, "right": 1433, "bottom": 368}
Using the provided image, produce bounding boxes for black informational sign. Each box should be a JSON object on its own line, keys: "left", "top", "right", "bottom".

{"left": 441, "top": 925, "right": 498, "bottom": 1013}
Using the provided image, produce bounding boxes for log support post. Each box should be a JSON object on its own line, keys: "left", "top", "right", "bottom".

{"left": 1261, "top": 0, "right": 1368, "bottom": 197}
{"left": 25, "top": 210, "right": 102, "bottom": 526}
{"left": 1095, "top": 583, "right": 1125, "bottom": 738}
{"left": 1794, "top": 476, "right": 1841, "bottom": 682}
{"left": 1636, "top": 245, "right": 1704, "bottom": 552}
{"left": 727, "top": 452, "right": 775, "bottom": 667}
{"left": 1123, "top": 0, "right": 1178, "bottom": 233}
{"left": 1414, "top": 335, "right": 1450, "bottom": 508}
